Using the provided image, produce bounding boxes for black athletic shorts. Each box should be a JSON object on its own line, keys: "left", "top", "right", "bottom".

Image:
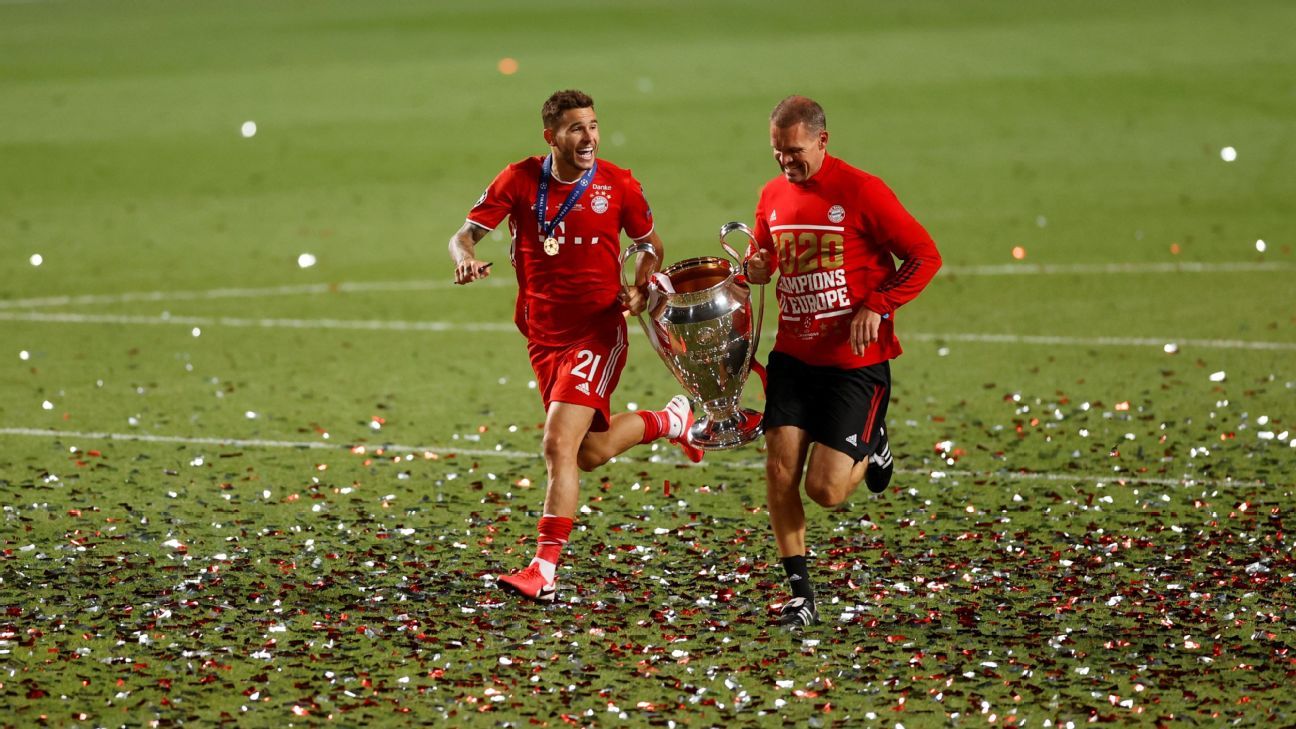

{"left": 763, "top": 350, "right": 891, "bottom": 463}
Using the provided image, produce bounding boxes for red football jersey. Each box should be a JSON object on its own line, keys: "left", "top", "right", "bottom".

{"left": 466, "top": 156, "right": 655, "bottom": 347}
{"left": 753, "top": 154, "right": 942, "bottom": 368}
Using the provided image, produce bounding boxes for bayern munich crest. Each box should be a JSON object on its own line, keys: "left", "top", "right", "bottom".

{"left": 591, "top": 194, "right": 609, "bottom": 214}
{"left": 827, "top": 204, "right": 846, "bottom": 223}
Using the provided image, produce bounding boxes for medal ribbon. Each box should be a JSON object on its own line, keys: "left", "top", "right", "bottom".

{"left": 536, "top": 154, "right": 598, "bottom": 241}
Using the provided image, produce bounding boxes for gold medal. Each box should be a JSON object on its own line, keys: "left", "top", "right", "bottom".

{"left": 543, "top": 237, "right": 560, "bottom": 256}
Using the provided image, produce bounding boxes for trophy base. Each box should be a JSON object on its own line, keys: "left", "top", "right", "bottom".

{"left": 689, "top": 408, "right": 764, "bottom": 451}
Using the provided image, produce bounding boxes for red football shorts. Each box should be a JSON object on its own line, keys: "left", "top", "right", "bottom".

{"left": 527, "top": 321, "right": 628, "bottom": 432}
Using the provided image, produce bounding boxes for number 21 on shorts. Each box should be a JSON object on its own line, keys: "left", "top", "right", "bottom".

{"left": 570, "top": 349, "right": 603, "bottom": 382}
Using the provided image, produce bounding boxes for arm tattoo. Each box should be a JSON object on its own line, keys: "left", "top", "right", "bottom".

{"left": 450, "top": 222, "right": 491, "bottom": 264}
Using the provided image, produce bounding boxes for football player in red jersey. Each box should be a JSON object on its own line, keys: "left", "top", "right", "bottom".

{"left": 745, "top": 96, "right": 943, "bottom": 626}
{"left": 447, "top": 90, "right": 703, "bottom": 603}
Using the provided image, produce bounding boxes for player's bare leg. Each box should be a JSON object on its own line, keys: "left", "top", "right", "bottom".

{"left": 498, "top": 402, "right": 594, "bottom": 603}
{"left": 765, "top": 426, "right": 812, "bottom": 556}
{"left": 577, "top": 396, "right": 703, "bottom": 468}
{"left": 802, "top": 445, "right": 869, "bottom": 509}
{"left": 764, "top": 425, "right": 818, "bottom": 626}
{"left": 576, "top": 412, "right": 645, "bottom": 470}
{"left": 539, "top": 402, "right": 595, "bottom": 517}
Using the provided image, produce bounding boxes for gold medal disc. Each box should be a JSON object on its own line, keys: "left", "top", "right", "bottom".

{"left": 543, "top": 237, "right": 560, "bottom": 256}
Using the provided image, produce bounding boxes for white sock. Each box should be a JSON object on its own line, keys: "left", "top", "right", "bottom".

{"left": 531, "top": 557, "right": 557, "bottom": 583}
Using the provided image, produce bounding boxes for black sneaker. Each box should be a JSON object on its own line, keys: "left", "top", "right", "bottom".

{"left": 864, "top": 427, "right": 893, "bottom": 494}
{"left": 776, "top": 596, "right": 819, "bottom": 627}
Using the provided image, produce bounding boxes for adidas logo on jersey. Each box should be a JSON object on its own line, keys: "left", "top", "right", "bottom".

{"left": 575, "top": 382, "right": 591, "bottom": 395}
{"left": 769, "top": 209, "right": 778, "bottom": 222}
{"left": 845, "top": 434, "right": 858, "bottom": 447}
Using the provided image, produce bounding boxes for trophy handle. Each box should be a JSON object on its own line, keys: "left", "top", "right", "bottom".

{"left": 719, "top": 222, "right": 765, "bottom": 372}
{"left": 619, "top": 240, "right": 661, "bottom": 344}
{"left": 718, "top": 221, "right": 754, "bottom": 266}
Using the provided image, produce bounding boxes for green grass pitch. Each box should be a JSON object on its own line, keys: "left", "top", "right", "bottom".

{"left": 2, "top": 0, "right": 1294, "bottom": 725}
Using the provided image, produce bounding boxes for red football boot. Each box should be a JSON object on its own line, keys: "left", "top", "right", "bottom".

{"left": 498, "top": 561, "right": 557, "bottom": 603}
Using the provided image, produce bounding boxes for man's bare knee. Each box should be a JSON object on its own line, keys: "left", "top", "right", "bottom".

{"left": 543, "top": 431, "right": 582, "bottom": 467}
{"left": 805, "top": 480, "right": 848, "bottom": 509}
{"left": 766, "top": 459, "right": 801, "bottom": 491}
{"left": 575, "top": 443, "right": 608, "bottom": 472}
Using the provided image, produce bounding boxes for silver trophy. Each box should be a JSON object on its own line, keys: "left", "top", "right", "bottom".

{"left": 621, "top": 222, "right": 765, "bottom": 450}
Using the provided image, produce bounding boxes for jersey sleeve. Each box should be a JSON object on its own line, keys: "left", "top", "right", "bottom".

{"left": 858, "top": 178, "right": 942, "bottom": 316}
{"left": 465, "top": 165, "right": 516, "bottom": 231}
{"left": 619, "top": 171, "right": 655, "bottom": 240}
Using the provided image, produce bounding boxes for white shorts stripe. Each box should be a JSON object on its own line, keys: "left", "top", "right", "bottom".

{"left": 596, "top": 325, "right": 626, "bottom": 396}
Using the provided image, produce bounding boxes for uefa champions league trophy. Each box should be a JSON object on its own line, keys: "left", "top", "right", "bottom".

{"left": 621, "top": 222, "right": 765, "bottom": 450}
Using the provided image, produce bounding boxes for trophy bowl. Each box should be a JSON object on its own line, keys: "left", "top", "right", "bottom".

{"left": 623, "top": 223, "right": 765, "bottom": 451}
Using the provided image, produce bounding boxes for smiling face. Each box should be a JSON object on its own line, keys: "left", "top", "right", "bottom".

{"left": 544, "top": 107, "right": 599, "bottom": 181}
{"left": 770, "top": 121, "right": 828, "bottom": 184}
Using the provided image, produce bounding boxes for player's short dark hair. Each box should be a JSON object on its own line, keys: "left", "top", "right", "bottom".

{"left": 770, "top": 95, "right": 827, "bottom": 134}
{"left": 542, "top": 90, "right": 595, "bottom": 129}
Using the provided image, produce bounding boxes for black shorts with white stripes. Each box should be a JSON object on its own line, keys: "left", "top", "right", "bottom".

{"left": 763, "top": 350, "right": 891, "bottom": 463}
